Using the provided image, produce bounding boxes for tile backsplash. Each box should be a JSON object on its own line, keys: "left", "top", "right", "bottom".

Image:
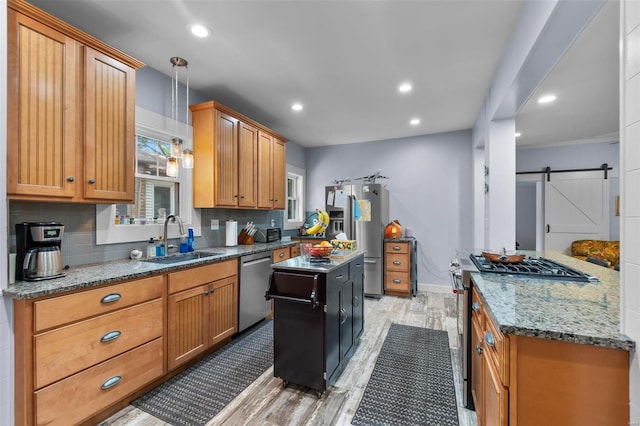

{"left": 8, "top": 201, "right": 284, "bottom": 267}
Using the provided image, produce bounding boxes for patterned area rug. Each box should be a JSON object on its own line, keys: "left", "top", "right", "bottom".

{"left": 352, "top": 324, "right": 459, "bottom": 426}
{"left": 132, "top": 320, "right": 273, "bottom": 426}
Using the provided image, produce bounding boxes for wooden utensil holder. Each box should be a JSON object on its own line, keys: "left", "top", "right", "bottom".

{"left": 238, "top": 229, "right": 254, "bottom": 245}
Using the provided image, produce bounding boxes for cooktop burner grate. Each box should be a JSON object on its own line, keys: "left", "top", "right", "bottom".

{"left": 469, "top": 254, "right": 598, "bottom": 282}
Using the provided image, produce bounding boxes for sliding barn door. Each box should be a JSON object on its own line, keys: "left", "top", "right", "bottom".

{"left": 544, "top": 171, "right": 610, "bottom": 254}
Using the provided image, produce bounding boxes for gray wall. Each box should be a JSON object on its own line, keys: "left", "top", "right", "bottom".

{"left": 517, "top": 141, "right": 620, "bottom": 240}
{"left": 306, "top": 130, "right": 474, "bottom": 285}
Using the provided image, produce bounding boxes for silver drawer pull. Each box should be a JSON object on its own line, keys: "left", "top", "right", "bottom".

{"left": 471, "top": 301, "right": 480, "bottom": 312}
{"left": 476, "top": 344, "right": 483, "bottom": 355}
{"left": 279, "top": 252, "right": 285, "bottom": 258}
{"left": 484, "top": 331, "right": 496, "bottom": 347}
{"left": 101, "top": 375, "right": 122, "bottom": 390}
{"left": 335, "top": 274, "right": 344, "bottom": 279}
{"left": 100, "top": 330, "right": 121, "bottom": 343}
{"left": 100, "top": 293, "right": 121, "bottom": 304}
{"left": 393, "top": 279, "right": 401, "bottom": 283}
{"left": 393, "top": 261, "right": 401, "bottom": 266}
{"left": 393, "top": 246, "right": 401, "bottom": 250}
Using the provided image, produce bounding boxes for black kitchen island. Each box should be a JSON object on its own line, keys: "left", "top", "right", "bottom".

{"left": 268, "top": 251, "right": 365, "bottom": 397}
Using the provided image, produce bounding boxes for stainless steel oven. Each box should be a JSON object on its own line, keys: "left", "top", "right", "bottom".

{"left": 450, "top": 257, "right": 477, "bottom": 410}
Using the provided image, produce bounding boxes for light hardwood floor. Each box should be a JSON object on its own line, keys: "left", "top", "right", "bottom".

{"left": 100, "top": 288, "right": 478, "bottom": 426}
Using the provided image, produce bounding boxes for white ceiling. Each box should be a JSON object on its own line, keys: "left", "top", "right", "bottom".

{"left": 515, "top": 0, "right": 619, "bottom": 149}
{"left": 26, "top": 1, "right": 618, "bottom": 149}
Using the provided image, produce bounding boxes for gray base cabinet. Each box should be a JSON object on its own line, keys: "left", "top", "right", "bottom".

{"left": 268, "top": 254, "right": 365, "bottom": 396}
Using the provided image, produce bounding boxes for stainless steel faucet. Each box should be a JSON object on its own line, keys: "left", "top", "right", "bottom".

{"left": 163, "top": 215, "right": 186, "bottom": 255}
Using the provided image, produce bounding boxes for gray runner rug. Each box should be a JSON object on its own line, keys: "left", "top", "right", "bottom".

{"left": 352, "top": 323, "right": 459, "bottom": 426}
{"left": 132, "top": 320, "right": 273, "bottom": 426}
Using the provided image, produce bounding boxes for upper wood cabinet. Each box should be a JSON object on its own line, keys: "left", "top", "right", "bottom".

{"left": 6, "top": 0, "right": 143, "bottom": 203}
{"left": 190, "top": 100, "right": 287, "bottom": 209}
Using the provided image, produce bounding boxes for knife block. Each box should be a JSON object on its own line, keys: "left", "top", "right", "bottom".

{"left": 238, "top": 229, "right": 254, "bottom": 245}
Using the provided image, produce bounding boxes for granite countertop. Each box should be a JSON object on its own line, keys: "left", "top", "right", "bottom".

{"left": 3, "top": 241, "right": 297, "bottom": 300}
{"left": 271, "top": 250, "right": 364, "bottom": 273}
{"left": 471, "top": 251, "right": 635, "bottom": 351}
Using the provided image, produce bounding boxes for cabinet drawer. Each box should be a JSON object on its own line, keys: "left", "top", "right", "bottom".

{"left": 272, "top": 247, "right": 290, "bottom": 262}
{"left": 484, "top": 312, "right": 509, "bottom": 386}
{"left": 34, "top": 275, "right": 164, "bottom": 332}
{"left": 329, "top": 264, "right": 349, "bottom": 285}
{"left": 385, "top": 271, "right": 410, "bottom": 292}
{"left": 290, "top": 245, "right": 301, "bottom": 257}
{"left": 35, "top": 298, "right": 162, "bottom": 389}
{"left": 385, "top": 253, "right": 410, "bottom": 272}
{"left": 471, "top": 287, "right": 484, "bottom": 329}
{"left": 350, "top": 257, "right": 364, "bottom": 276}
{"left": 168, "top": 259, "right": 237, "bottom": 294}
{"left": 35, "top": 338, "right": 163, "bottom": 426}
{"left": 385, "top": 242, "right": 409, "bottom": 254}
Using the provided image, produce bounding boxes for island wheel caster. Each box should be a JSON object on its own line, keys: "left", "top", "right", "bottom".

{"left": 315, "top": 390, "right": 323, "bottom": 399}
{"left": 282, "top": 380, "right": 289, "bottom": 389}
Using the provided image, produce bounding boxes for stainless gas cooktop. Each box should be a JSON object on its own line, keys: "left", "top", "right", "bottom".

{"left": 469, "top": 254, "right": 598, "bottom": 282}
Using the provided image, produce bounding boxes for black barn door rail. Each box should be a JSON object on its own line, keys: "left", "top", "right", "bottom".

{"left": 516, "top": 163, "right": 612, "bottom": 181}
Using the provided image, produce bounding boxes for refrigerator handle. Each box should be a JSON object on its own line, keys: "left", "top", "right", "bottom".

{"left": 350, "top": 194, "right": 357, "bottom": 241}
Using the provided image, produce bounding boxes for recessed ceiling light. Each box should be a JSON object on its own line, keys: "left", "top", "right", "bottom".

{"left": 190, "top": 24, "right": 210, "bottom": 38}
{"left": 515, "top": 132, "right": 522, "bottom": 137}
{"left": 291, "top": 103, "right": 303, "bottom": 111}
{"left": 398, "top": 83, "right": 413, "bottom": 93}
{"left": 410, "top": 118, "right": 420, "bottom": 126}
{"left": 537, "top": 94, "right": 557, "bottom": 104}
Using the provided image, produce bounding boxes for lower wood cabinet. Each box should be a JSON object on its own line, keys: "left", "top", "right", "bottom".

{"left": 14, "top": 275, "right": 165, "bottom": 426}
{"left": 167, "top": 259, "right": 238, "bottom": 370}
{"left": 470, "top": 286, "right": 629, "bottom": 426}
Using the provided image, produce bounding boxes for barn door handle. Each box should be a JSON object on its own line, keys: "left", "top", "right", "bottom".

{"left": 546, "top": 224, "right": 550, "bottom": 233}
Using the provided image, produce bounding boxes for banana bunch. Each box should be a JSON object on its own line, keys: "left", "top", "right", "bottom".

{"left": 306, "top": 209, "right": 329, "bottom": 236}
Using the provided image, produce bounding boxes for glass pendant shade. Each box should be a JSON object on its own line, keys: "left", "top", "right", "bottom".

{"left": 166, "top": 156, "right": 179, "bottom": 178}
{"left": 182, "top": 149, "right": 194, "bottom": 169}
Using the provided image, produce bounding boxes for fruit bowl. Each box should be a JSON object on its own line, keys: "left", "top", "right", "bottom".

{"left": 309, "top": 246, "right": 333, "bottom": 258}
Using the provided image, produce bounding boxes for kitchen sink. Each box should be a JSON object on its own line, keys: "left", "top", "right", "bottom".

{"left": 142, "top": 251, "right": 224, "bottom": 265}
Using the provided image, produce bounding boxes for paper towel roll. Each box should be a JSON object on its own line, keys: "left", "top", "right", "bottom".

{"left": 226, "top": 220, "right": 238, "bottom": 246}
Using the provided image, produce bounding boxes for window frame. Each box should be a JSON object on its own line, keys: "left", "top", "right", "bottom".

{"left": 96, "top": 106, "right": 201, "bottom": 245}
{"left": 284, "top": 164, "right": 305, "bottom": 231}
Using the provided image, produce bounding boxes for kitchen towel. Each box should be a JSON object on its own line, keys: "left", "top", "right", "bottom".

{"left": 225, "top": 220, "right": 238, "bottom": 246}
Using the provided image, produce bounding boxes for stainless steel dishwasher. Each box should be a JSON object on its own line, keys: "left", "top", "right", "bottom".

{"left": 239, "top": 251, "right": 274, "bottom": 332}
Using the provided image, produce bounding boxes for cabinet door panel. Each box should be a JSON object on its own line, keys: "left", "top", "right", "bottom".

{"left": 340, "top": 281, "right": 353, "bottom": 361}
{"left": 257, "top": 131, "right": 273, "bottom": 208}
{"left": 84, "top": 49, "right": 135, "bottom": 201}
{"left": 471, "top": 317, "right": 484, "bottom": 423}
{"left": 238, "top": 121, "right": 258, "bottom": 207}
{"left": 272, "top": 138, "right": 286, "bottom": 209}
{"left": 483, "top": 351, "right": 508, "bottom": 426}
{"left": 7, "top": 11, "right": 79, "bottom": 198}
{"left": 168, "top": 285, "right": 208, "bottom": 370}
{"left": 215, "top": 111, "right": 239, "bottom": 206}
{"left": 325, "top": 278, "right": 340, "bottom": 380}
{"left": 352, "top": 259, "right": 364, "bottom": 340}
{"left": 208, "top": 276, "right": 238, "bottom": 346}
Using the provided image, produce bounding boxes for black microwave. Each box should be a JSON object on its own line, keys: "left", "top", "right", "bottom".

{"left": 254, "top": 227, "right": 281, "bottom": 242}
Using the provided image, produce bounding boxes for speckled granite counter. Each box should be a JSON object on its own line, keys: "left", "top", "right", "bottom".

{"left": 3, "top": 241, "right": 296, "bottom": 300}
{"left": 471, "top": 251, "right": 634, "bottom": 351}
{"left": 271, "top": 250, "right": 364, "bottom": 273}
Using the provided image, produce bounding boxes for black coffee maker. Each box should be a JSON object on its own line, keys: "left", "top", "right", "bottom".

{"left": 15, "top": 222, "right": 65, "bottom": 281}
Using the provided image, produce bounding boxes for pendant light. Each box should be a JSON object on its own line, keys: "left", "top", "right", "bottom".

{"left": 167, "top": 56, "right": 194, "bottom": 178}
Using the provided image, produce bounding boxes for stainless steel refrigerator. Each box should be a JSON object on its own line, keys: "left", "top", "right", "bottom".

{"left": 325, "top": 183, "right": 389, "bottom": 297}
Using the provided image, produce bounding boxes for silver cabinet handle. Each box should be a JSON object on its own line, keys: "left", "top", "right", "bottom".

{"left": 353, "top": 295, "right": 360, "bottom": 308}
{"left": 393, "top": 279, "right": 401, "bottom": 283}
{"left": 100, "top": 330, "right": 121, "bottom": 343}
{"left": 88, "top": 178, "right": 96, "bottom": 184}
{"left": 393, "top": 246, "right": 401, "bottom": 250}
{"left": 335, "top": 274, "right": 344, "bottom": 279}
{"left": 393, "top": 260, "right": 401, "bottom": 265}
{"left": 484, "top": 331, "right": 495, "bottom": 347}
{"left": 101, "top": 375, "right": 121, "bottom": 390}
{"left": 279, "top": 252, "right": 285, "bottom": 258}
{"left": 101, "top": 293, "right": 121, "bottom": 304}
{"left": 66, "top": 176, "right": 74, "bottom": 182}
{"left": 472, "top": 301, "right": 480, "bottom": 312}
{"left": 340, "top": 308, "right": 347, "bottom": 325}
{"left": 476, "top": 344, "right": 483, "bottom": 355}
